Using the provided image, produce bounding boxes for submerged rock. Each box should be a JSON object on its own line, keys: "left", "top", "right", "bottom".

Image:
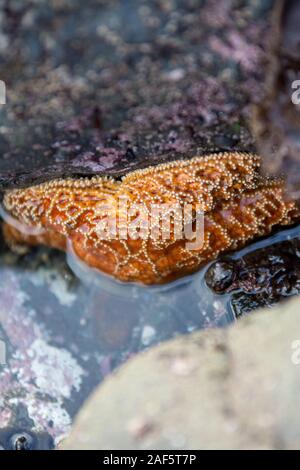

{"left": 62, "top": 295, "right": 300, "bottom": 450}
{"left": 0, "top": 428, "right": 54, "bottom": 450}
{"left": 205, "top": 227, "right": 300, "bottom": 316}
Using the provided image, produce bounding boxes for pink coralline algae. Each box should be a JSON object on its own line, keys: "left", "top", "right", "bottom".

{"left": 73, "top": 148, "right": 122, "bottom": 172}
{"left": 0, "top": 270, "right": 83, "bottom": 443}
{"left": 209, "top": 30, "right": 264, "bottom": 73}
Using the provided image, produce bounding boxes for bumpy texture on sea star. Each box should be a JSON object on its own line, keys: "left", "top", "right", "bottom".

{"left": 2, "top": 152, "right": 300, "bottom": 285}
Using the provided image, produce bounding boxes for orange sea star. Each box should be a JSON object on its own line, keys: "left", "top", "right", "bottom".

{"left": 2, "top": 152, "right": 300, "bottom": 285}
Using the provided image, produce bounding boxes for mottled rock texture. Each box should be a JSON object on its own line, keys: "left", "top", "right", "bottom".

{"left": 252, "top": 0, "right": 300, "bottom": 197}
{"left": 0, "top": 0, "right": 273, "bottom": 188}
{"left": 205, "top": 229, "right": 300, "bottom": 315}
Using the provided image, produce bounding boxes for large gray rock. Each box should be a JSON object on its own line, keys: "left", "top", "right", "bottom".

{"left": 62, "top": 297, "right": 300, "bottom": 450}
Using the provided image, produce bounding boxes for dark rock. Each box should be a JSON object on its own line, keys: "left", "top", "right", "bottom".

{"left": 10, "top": 432, "right": 34, "bottom": 451}
{"left": 205, "top": 227, "right": 300, "bottom": 316}
{"left": 0, "top": 0, "right": 273, "bottom": 189}
{"left": 251, "top": 0, "right": 300, "bottom": 198}
{"left": 0, "top": 428, "right": 54, "bottom": 450}
{"left": 205, "top": 260, "right": 237, "bottom": 293}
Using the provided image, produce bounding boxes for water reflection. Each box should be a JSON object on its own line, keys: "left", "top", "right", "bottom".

{"left": 67, "top": 242, "right": 234, "bottom": 350}
{"left": 0, "top": 222, "right": 233, "bottom": 446}
{"left": 2, "top": 221, "right": 300, "bottom": 446}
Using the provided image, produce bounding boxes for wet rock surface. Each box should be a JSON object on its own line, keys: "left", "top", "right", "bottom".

{"left": 0, "top": 0, "right": 272, "bottom": 188}
{"left": 252, "top": 0, "right": 300, "bottom": 197}
{"left": 63, "top": 296, "right": 300, "bottom": 450}
{"left": 0, "top": 428, "right": 54, "bottom": 450}
{"left": 205, "top": 225, "right": 300, "bottom": 316}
